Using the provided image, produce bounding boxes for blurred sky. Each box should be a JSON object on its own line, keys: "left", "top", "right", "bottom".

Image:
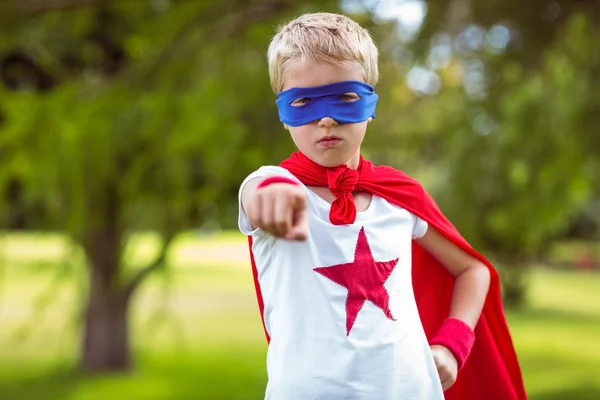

{"left": 342, "top": 0, "right": 426, "bottom": 38}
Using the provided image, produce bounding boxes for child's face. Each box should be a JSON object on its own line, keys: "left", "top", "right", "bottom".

{"left": 281, "top": 60, "right": 372, "bottom": 169}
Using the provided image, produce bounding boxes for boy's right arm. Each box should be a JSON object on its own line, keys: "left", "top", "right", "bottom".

{"left": 241, "top": 177, "right": 309, "bottom": 241}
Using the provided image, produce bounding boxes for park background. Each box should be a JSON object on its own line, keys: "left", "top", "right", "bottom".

{"left": 0, "top": 0, "right": 599, "bottom": 399}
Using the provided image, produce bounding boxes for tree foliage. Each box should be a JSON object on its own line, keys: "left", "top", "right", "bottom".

{"left": 0, "top": 0, "right": 339, "bottom": 371}
{"left": 0, "top": 0, "right": 598, "bottom": 370}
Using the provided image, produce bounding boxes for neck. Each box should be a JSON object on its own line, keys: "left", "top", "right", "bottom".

{"left": 345, "top": 149, "right": 361, "bottom": 170}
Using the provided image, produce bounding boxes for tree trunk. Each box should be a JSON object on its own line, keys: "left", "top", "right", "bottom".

{"left": 80, "top": 183, "right": 130, "bottom": 372}
{"left": 80, "top": 268, "right": 131, "bottom": 372}
{"left": 498, "top": 257, "right": 530, "bottom": 310}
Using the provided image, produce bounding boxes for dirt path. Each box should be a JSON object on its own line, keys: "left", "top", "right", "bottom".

{"left": 178, "top": 241, "right": 251, "bottom": 265}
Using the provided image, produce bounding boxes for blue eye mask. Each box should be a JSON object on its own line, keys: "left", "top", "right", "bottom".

{"left": 276, "top": 80, "right": 378, "bottom": 127}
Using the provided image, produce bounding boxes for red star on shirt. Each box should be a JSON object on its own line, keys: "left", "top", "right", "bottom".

{"left": 314, "top": 227, "right": 399, "bottom": 336}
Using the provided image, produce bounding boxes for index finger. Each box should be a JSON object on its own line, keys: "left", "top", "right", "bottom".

{"left": 286, "top": 207, "right": 309, "bottom": 241}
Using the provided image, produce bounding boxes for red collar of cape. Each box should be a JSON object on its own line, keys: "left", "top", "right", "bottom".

{"left": 246, "top": 152, "right": 526, "bottom": 400}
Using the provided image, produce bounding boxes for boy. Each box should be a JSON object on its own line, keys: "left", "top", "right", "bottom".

{"left": 238, "top": 12, "right": 526, "bottom": 400}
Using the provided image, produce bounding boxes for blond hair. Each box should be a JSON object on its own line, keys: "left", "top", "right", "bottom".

{"left": 267, "top": 12, "right": 379, "bottom": 93}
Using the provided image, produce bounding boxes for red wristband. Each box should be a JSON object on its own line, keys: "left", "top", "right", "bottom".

{"left": 257, "top": 176, "right": 299, "bottom": 189}
{"left": 429, "top": 318, "right": 475, "bottom": 371}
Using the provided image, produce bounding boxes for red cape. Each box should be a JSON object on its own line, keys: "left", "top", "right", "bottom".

{"left": 246, "top": 155, "right": 527, "bottom": 400}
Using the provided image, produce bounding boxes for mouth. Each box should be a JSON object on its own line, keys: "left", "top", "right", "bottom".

{"left": 318, "top": 136, "right": 342, "bottom": 147}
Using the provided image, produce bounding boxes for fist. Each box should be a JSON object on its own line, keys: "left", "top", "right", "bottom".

{"left": 430, "top": 344, "right": 458, "bottom": 391}
{"left": 246, "top": 182, "right": 309, "bottom": 241}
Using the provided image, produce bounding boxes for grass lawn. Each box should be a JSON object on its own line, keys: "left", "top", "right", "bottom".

{"left": 0, "top": 232, "right": 599, "bottom": 399}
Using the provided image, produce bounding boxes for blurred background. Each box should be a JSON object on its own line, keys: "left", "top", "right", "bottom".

{"left": 0, "top": 0, "right": 598, "bottom": 399}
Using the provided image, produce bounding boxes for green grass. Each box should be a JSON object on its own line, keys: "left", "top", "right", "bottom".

{"left": 0, "top": 232, "right": 599, "bottom": 399}
{"left": 506, "top": 270, "right": 600, "bottom": 399}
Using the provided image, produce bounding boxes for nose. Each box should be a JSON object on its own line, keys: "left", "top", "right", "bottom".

{"left": 318, "top": 117, "right": 338, "bottom": 128}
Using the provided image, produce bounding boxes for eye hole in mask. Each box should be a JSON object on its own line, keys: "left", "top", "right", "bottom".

{"left": 291, "top": 93, "right": 361, "bottom": 107}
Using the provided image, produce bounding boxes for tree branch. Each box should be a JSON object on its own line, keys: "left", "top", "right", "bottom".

{"left": 15, "top": 0, "right": 103, "bottom": 13}
{"left": 204, "top": 0, "right": 295, "bottom": 39}
{"left": 139, "top": 0, "right": 295, "bottom": 84}
{"left": 124, "top": 232, "right": 176, "bottom": 298}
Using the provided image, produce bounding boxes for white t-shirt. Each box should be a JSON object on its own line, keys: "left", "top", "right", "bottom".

{"left": 238, "top": 166, "right": 444, "bottom": 400}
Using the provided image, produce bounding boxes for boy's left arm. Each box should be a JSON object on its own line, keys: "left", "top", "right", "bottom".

{"left": 415, "top": 226, "right": 491, "bottom": 391}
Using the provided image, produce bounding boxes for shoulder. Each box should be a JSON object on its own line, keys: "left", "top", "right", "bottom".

{"left": 368, "top": 164, "right": 428, "bottom": 207}
{"left": 241, "top": 165, "right": 301, "bottom": 185}
{"left": 372, "top": 164, "right": 423, "bottom": 185}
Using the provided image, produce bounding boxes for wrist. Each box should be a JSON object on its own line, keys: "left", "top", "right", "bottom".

{"left": 257, "top": 175, "right": 299, "bottom": 189}
{"left": 429, "top": 317, "right": 475, "bottom": 371}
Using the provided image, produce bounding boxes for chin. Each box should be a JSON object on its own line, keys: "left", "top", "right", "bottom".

{"left": 318, "top": 160, "right": 342, "bottom": 168}
{"left": 315, "top": 153, "right": 353, "bottom": 168}
{"left": 299, "top": 146, "right": 358, "bottom": 168}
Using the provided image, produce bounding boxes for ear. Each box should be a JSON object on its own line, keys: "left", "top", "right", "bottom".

{"left": 283, "top": 123, "right": 290, "bottom": 130}
{"left": 367, "top": 117, "right": 373, "bottom": 124}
